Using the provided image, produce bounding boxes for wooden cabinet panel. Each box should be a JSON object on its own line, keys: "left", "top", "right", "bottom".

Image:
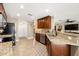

{"left": 45, "top": 35, "right": 52, "bottom": 56}
{"left": 37, "top": 19, "right": 44, "bottom": 28}
{"left": 51, "top": 44, "right": 71, "bottom": 56}
{"left": 44, "top": 16, "right": 51, "bottom": 29}
{"left": 37, "top": 20, "right": 40, "bottom": 28}
{"left": 35, "top": 33, "right": 40, "bottom": 42}
{"left": 45, "top": 35, "right": 70, "bottom": 56}
{"left": 35, "top": 33, "right": 46, "bottom": 45}
{"left": 37, "top": 16, "right": 51, "bottom": 29}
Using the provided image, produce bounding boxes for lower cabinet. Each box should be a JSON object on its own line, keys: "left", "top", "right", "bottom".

{"left": 35, "top": 33, "right": 40, "bottom": 42}
{"left": 36, "top": 33, "right": 71, "bottom": 56}
{"left": 46, "top": 36, "right": 71, "bottom": 56}
{"left": 46, "top": 42, "right": 52, "bottom": 56}
{"left": 45, "top": 35, "right": 52, "bottom": 56}
{"left": 51, "top": 44, "right": 71, "bottom": 56}
{"left": 35, "top": 33, "right": 46, "bottom": 45}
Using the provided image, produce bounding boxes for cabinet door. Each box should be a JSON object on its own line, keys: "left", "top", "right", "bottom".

{"left": 51, "top": 44, "right": 70, "bottom": 56}
{"left": 44, "top": 16, "right": 51, "bottom": 29}
{"left": 35, "top": 33, "right": 40, "bottom": 42}
{"left": 37, "top": 20, "right": 40, "bottom": 28}
{"left": 46, "top": 35, "right": 52, "bottom": 56}
{"left": 47, "top": 41, "right": 52, "bottom": 56}
{"left": 37, "top": 19, "right": 44, "bottom": 28}
{"left": 37, "top": 16, "right": 51, "bottom": 29}
{"left": 40, "top": 34, "right": 45, "bottom": 44}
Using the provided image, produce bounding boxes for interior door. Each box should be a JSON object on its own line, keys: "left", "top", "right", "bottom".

{"left": 18, "top": 21, "right": 28, "bottom": 38}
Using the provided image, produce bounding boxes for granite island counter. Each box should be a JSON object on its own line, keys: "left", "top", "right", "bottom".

{"left": 0, "top": 34, "right": 13, "bottom": 38}
{"left": 0, "top": 34, "right": 15, "bottom": 46}
{"left": 35, "top": 30, "right": 79, "bottom": 56}
{"left": 46, "top": 32, "right": 79, "bottom": 46}
{"left": 46, "top": 32, "right": 79, "bottom": 56}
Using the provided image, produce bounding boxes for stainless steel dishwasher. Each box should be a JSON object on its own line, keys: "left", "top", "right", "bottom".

{"left": 40, "top": 34, "right": 45, "bottom": 44}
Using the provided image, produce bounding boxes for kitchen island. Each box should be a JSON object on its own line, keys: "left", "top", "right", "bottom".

{"left": 0, "top": 34, "right": 15, "bottom": 46}
{"left": 0, "top": 34, "right": 13, "bottom": 38}
{"left": 0, "top": 34, "right": 13, "bottom": 56}
{"left": 46, "top": 32, "right": 79, "bottom": 56}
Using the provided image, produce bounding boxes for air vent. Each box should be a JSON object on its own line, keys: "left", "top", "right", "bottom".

{"left": 27, "top": 13, "right": 32, "bottom": 16}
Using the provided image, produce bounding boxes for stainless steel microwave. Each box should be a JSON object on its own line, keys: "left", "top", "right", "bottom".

{"left": 65, "top": 23, "right": 79, "bottom": 33}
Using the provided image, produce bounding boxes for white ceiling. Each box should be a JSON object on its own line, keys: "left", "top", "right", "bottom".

{"left": 3, "top": 3, "right": 79, "bottom": 22}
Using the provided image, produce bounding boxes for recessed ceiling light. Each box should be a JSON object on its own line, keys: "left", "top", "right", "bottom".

{"left": 20, "top": 4, "right": 24, "bottom": 9}
{"left": 45, "top": 9, "right": 50, "bottom": 13}
{"left": 17, "top": 13, "right": 20, "bottom": 17}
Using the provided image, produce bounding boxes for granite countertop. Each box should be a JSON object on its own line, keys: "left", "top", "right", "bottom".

{"left": 35, "top": 31, "right": 46, "bottom": 34}
{"left": 35, "top": 30, "right": 79, "bottom": 46}
{"left": 46, "top": 32, "right": 79, "bottom": 46}
{"left": 0, "top": 34, "right": 13, "bottom": 38}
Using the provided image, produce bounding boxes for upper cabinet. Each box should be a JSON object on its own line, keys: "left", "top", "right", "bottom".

{"left": 37, "top": 16, "right": 51, "bottom": 29}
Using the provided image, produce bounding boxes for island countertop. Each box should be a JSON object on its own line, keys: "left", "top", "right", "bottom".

{"left": 0, "top": 34, "right": 14, "bottom": 38}
{"left": 46, "top": 32, "right": 79, "bottom": 46}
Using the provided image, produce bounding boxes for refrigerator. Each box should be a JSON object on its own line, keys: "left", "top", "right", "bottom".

{"left": 2, "top": 23, "right": 15, "bottom": 45}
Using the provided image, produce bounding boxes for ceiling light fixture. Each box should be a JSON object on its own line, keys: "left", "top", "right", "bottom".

{"left": 45, "top": 9, "right": 50, "bottom": 13}
{"left": 45, "top": 9, "right": 50, "bottom": 15}
{"left": 20, "top": 4, "right": 24, "bottom": 9}
{"left": 17, "top": 13, "right": 20, "bottom": 17}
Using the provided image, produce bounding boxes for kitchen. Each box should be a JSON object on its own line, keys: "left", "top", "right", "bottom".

{"left": 0, "top": 3, "right": 79, "bottom": 56}
{"left": 35, "top": 15, "right": 79, "bottom": 56}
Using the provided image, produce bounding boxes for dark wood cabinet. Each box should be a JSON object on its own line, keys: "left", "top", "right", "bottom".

{"left": 36, "top": 32, "right": 71, "bottom": 56}
{"left": 51, "top": 44, "right": 71, "bottom": 56}
{"left": 45, "top": 35, "right": 52, "bottom": 56}
{"left": 44, "top": 16, "right": 51, "bottom": 29}
{"left": 37, "top": 16, "right": 51, "bottom": 29}
{"left": 37, "top": 19, "right": 44, "bottom": 28}
{"left": 35, "top": 33, "right": 40, "bottom": 42}
{"left": 35, "top": 33, "right": 46, "bottom": 45}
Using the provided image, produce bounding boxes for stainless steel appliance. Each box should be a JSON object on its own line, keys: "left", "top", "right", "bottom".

{"left": 40, "top": 34, "right": 45, "bottom": 44}
{"left": 65, "top": 22, "right": 79, "bottom": 33}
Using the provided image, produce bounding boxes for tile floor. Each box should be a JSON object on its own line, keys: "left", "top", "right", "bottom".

{"left": 0, "top": 38, "right": 48, "bottom": 56}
